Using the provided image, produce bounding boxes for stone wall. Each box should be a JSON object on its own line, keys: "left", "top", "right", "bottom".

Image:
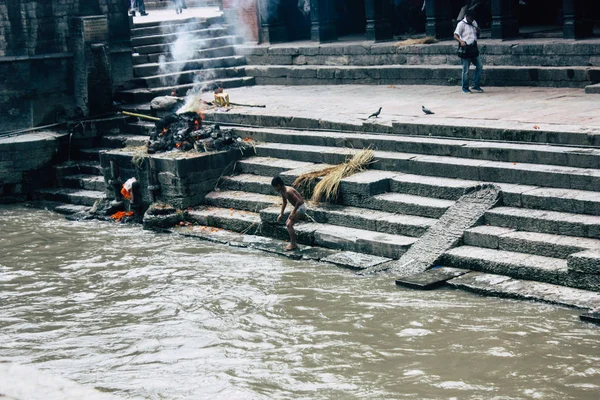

{"left": 0, "top": 0, "right": 133, "bottom": 132}
{"left": 0, "top": 132, "right": 65, "bottom": 203}
{"left": 100, "top": 149, "right": 247, "bottom": 210}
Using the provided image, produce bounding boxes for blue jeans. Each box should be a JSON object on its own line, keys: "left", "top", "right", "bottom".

{"left": 130, "top": 0, "right": 146, "bottom": 13}
{"left": 462, "top": 56, "right": 483, "bottom": 90}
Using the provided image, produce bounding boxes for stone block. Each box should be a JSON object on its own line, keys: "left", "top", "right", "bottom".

{"left": 395, "top": 267, "right": 469, "bottom": 290}
{"left": 290, "top": 68, "right": 317, "bottom": 79}
{"left": 463, "top": 225, "right": 514, "bottom": 249}
{"left": 319, "top": 46, "right": 345, "bottom": 56}
{"left": 296, "top": 46, "right": 320, "bottom": 56}
{"left": 268, "top": 46, "right": 299, "bottom": 56}
{"left": 322, "top": 251, "right": 391, "bottom": 270}
{"left": 568, "top": 251, "right": 600, "bottom": 275}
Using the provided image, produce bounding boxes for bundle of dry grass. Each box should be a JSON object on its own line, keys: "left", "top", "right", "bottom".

{"left": 396, "top": 36, "right": 438, "bottom": 46}
{"left": 309, "top": 149, "right": 375, "bottom": 204}
{"left": 292, "top": 165, "right": 337, "bottom": 198}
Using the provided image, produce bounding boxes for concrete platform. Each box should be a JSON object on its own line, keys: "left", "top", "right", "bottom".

{"left": 202, "top": 85, "right": 600, "bottom": 145}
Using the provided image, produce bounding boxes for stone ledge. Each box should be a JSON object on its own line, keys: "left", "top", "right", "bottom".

{"left": 447, "top": 271, "right": 600, "bottom": 310}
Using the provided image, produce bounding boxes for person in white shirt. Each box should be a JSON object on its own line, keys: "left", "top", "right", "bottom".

{"left": 454, "top": 11, "right": 483, "bottom": 94}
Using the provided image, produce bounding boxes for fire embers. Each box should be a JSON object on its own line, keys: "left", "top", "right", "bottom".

{"left": 147, "top": 112, "right": 247, "bottom": 154}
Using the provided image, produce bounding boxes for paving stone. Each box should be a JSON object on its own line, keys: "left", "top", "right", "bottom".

{"left": 447, "top": 271, "right": 600, "bottom": 310}
{"left": 395, "top": 267, "right": 469, "bottom": 290}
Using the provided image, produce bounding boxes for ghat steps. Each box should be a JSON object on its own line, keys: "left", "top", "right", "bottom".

{"left": 35, "top": 134, "right": 147, "bottom": 213}
{"left": 238, "top": 39, "right": 600, "bottom": 89}
{"left": 117, "top": 16, "right": 254, "bottom": 104}
{"left": 185, "top": 123, "right": 600, "bottom": 291}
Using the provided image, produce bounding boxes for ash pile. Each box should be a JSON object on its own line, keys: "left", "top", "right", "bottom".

{"left": 148, "top": 112, "right": 249, "bottom": 154}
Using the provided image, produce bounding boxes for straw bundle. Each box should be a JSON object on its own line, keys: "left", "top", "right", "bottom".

{"left": 293, "top": 165, "right": 337, "bottom": 199}
{"left": 298, "top": 149, "right": 375, "bottom": 204}
{"left": 396, "top": 36, "right": 438, "bottom": 46}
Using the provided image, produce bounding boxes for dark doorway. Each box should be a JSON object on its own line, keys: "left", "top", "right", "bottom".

{"left": 337, "top": 0, "right": 367, "bottom": 36}
{"left": 282, "top": 0, "right": 311, "bottom": 41}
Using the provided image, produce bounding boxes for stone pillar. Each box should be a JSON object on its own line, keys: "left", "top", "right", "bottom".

{"left": 425, "top": 0, "right": 452, "bottom": 39}
{"left": 365, "top": 0, "right": 393, "bottom": 41}
{"left": 258, "top": 0, "right": 287, "bottom": 43}
{"left": 563, "top": 0, "right": 593, "bottom": 39}
{"left": 490, "top": 0, "right": 519, "bottom": 39}
{"left": 310, "top": 0, "right": 337, "bottom": 42}
{"left": 72, "top": 16, "right": 112, "bottom": 117}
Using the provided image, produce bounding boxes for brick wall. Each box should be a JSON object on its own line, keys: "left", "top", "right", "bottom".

{"left": 223, "top": 0, "right": 258, "bottom": 42}
{"left": 0, "top": 0, "right": 132, "bottom": 131}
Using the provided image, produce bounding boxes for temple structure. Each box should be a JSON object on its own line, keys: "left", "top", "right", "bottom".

{"left": 224, "top": 0, "right": 599, "bottom": 44}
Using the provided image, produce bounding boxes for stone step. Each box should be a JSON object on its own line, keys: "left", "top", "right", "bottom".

{"left": 235, "top": 156, "right": 314, "bottom": 176}
{"left": 240, "top": 41, "right": 600, "bottom": 68}
{"left": 58, "top": 174, "right": 106, "bottom": 192}
{"left": 37, "top": 188, "right": 105, "bottom": 207}
{"left": 186, "top": 205, "right": 416, "bottom": 259}
{"left": 54, "top": 161, "right": 102, "bottom": 177}
{"left": 222, "top": 170, "right": 452, "bottom": 219}
{"left": 585, "top": 83, "right": 600, "bottom": 94}
{"left": 220, "top": 174, "right": 274, "bottom": 195}
{"left": 359, "top": 192, "right": 453, "bottom": 219}
{"left": 442, "top": 246, "right": 600, "bottom": 291}
{"left": 135, "top": 66, "right": 246, "bottom": 88}
{"left": 131, "top": 15, "right": 222, "bottom": 30}
{"left": 144, "top": 0, "right": 219, "bottom": 10}
{"left": 131, "top": 19, "right": 211, "bottom": 37}
{"left": 261, "top": 203, "right": 433, "bottom": 238}
{"left": 124, "top": 121, "right": 155, "bottom": 136}
{"left": 116, "top": 76, "right": 255, "bottom": 103}
{"left": 245, "top": 65, "right": 600, "bottom": 88}
{"left": 133, "top": 45, "right": 237, "bottom": 65}
{"left": 568, "top": 250, "right": 600, "bottom": 275}
{"left": 233, "top": 156, "right": 600, "bottom": 216}
{"left": 282, "top": 222, "right": 418, "bottom": 259}
{"left": 254, "top": 143, "right": 600, "bottom": 191}
{"left": 134, "top": 55, "right": 246, "bottom": 78}
{"left": 234, "top": 126, "right": 600, "bottom": 169}
{"left": 464, "top": 225, "right": 600, "bottom": 259}
{"left": 131, "top": 27, "right": 229, "bottom": 47}
{"left": 53, "top": 203, "right": 90, "bottom": 215}
{"left": 204, "top": 190, "right": 280, "bottom": 212}
{"left": 76, "top": 147, "right": 111, "bottom": 162}
{"left": 485, "top": 207, "right": 600, "bottom": 239}
{"left": 186, "top": 206, "right": 262, "bottom": 233}
{"left": 447, "top": 271, "right": 600, "bottom": 310}
{"left": 133, "top": 35, "right": 242, "bottom": 55}
{"left": 101, "top": 134, "right": 149, "bottom": 148}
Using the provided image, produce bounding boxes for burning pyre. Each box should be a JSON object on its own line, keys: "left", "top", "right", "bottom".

{"left": 147, "top": 111, "right": 248, "bottom": 154}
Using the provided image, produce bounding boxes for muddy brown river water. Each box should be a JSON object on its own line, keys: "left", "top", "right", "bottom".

{"left": 0, "top": 205, "right": 599, "bottom": 399}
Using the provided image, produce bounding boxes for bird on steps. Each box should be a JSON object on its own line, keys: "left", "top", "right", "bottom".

{"left": 368, "top": 107, "right": 382, "bottom": 118}
{"left": 422, "top": 106, "right": 434, "bottom": 115}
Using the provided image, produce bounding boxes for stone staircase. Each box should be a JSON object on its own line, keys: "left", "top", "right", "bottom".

{"left": 239, "top": 39, "right": 600, "bottom": 89}
{"left": 116, "top": 15, "right": 254, "bottom": 105}
{"left": 35, "top": 134, "right": 147, "bottom": 215}
{"left": 186, "top": 125, "right": 600, "bottom": 292}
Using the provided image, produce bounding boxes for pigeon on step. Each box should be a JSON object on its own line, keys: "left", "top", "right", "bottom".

{"left": 368, "top": 107, "right": 382, "bottom": 118}
{"left": 422, "top": 106, "right": 434, "bottom": 115}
